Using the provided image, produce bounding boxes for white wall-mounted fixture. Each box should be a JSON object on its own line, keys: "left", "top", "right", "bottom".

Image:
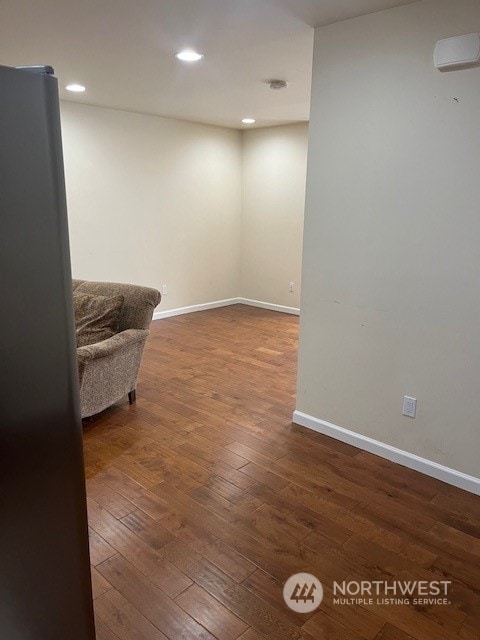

{"left": 175, "top": 50, "right": 203, "bottom": 62}
{"left": 242, "top": 118, "right": 255, "bottom": 124}
{"left": 434, "top": 33, "right": 480, "bottom": 71}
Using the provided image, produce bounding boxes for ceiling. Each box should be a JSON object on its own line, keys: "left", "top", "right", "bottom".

{"left": 1, "top": 0, "right": 419, "bottom": 129}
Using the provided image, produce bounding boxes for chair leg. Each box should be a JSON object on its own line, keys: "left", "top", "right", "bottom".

{"left": 128, "top": 389, "right": 136, "bottom": 404}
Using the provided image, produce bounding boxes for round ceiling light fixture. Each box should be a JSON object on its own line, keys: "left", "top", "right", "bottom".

{"left": 66, "top": 83, "right": 86, "bottom": 92}
{"left": 242, "top": 118, "right": 256, "bottom": 124}
{"left": 175, "top": 50, "right": 204, "bottom": 62}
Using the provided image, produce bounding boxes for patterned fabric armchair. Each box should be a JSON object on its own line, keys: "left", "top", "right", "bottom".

{"left": 72, "top": 279, "right": 160, "bottom": 418}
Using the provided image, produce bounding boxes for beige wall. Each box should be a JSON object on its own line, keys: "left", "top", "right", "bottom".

{"left": 61, "top": 103, "right": 308, "bottom": 313}
{"left": 61, "top": 102, "right": 242, "bottom": 312}
{"left": 240, "top": 124, "right": 308, "bottom": 308}
{"left": 296, "top": 0, "right": 480, "bottom": 477}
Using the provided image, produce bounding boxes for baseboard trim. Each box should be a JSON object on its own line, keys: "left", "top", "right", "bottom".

{"left": 153, "top": 297, "right": 300, "bottom": 320}
{"left": 238, "top": 298, "right": 300, "bottom": 316}
{"left": 153, "top": 298, "right": 239, "bottom": 320}
{"left": 292, "top": 410, "right": 480, "bottom": 496}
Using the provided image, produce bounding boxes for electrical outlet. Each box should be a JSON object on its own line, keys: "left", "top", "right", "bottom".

{"left": 289, "top": 282, "right": 295, "bottom": 293}
{"left": 402, "top": 396, "right": 417, "bottom": 418}
{"left": 161, "top": 284, "right": 168, "bottom": 296}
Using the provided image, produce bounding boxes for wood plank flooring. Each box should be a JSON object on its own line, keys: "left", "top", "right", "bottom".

{"left": 83, "top": 304, "right": 480, "bottom": 640}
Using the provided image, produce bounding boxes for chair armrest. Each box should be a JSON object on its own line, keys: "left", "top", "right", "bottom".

{"left": 77, "top": 328, "right": 149, "bottom": 363}
{"left": 76, "top": 329, "right": 151, "bottom": 416}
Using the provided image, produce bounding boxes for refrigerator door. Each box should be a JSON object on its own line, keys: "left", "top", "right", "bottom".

{"left": 0, "top": 65, "right": 95, "bottom": 639}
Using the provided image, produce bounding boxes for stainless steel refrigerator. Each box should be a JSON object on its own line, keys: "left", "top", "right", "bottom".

{"left": 0, "top": 65, "right": 95, "bottom": 639}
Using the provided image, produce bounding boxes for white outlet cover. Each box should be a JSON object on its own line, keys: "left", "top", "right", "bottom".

{"left": 403, "top": 396, "right": 417, "bottom": 418}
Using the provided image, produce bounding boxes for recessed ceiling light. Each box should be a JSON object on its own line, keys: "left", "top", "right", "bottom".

{"left": 66, "top": 83, "right": 86, "bottom": 92}
{"left": 242, "top": 118, "right": 255, "bottom": 124}
{"left": 175, "top": 50, "right": 204, "bottom": 62}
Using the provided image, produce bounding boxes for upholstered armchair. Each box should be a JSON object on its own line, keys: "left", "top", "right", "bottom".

{"left": 72, "top": 279, "right": 160, "bottom": 418}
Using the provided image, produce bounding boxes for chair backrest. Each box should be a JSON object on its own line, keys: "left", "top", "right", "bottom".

{"left": 72, "top": 279, "right": 161, "bottom": 331}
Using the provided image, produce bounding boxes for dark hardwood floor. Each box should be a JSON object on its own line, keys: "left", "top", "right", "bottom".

{"left": 83, "top": 304, "right": 480, "bottom": 640}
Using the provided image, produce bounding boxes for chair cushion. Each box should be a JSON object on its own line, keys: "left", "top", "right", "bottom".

{"left": 73, "top": 292, "right": 124, "bottom": 347}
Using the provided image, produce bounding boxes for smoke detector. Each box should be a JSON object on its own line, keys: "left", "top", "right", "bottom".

{"left": 266, "top": 79, "right": 288, "bottom": 90}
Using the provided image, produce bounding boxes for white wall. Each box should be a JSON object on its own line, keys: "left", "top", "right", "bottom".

{"left": 296, "top": 0, "right": 480, "bottom": 478}
{"left": 241, "top": 124, "right": 308, "bottom": 309}
{"left": 61, "top": 102, "right": 242, "bottom": 311}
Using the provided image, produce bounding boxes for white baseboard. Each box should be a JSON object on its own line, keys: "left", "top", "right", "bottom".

{"left": 153, "top": 298, "right": 239, "bottom": 320}
{"left": 292, "top": 410, "right": 480, "bottom": 496}
{"left": 153, "top": 297, "right": 300, "bottom": 320}
{"left": 238, "top": 298, "right": 300, "bottom": 316}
